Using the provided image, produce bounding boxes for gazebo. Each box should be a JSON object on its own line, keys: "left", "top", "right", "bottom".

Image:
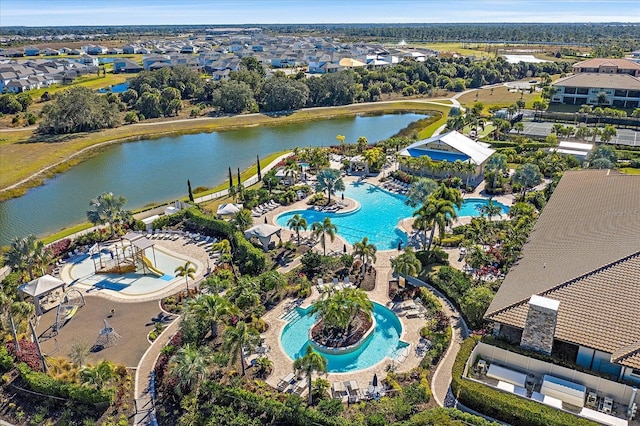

{"left": 348, "top": 155, "right": 369, "bottom": 174}
{"left": 216, "top": 203, "right": 242, "bottom": 219}
{"left": 244, "top": 224, "right": 282, "bottom": 252}
{"left": 19, "top": 274, "right": 66, "bottom": 315}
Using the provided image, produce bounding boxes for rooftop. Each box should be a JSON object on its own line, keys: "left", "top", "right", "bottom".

{"left": 553, "top": 73, "right": 640, "bottom": 90}
{"left": 485, "top": 170, "right": 640, "bottom": 367}
{"left": 573, "top": 58, "right": 640, "bottom": 70}
{"left": 398, "top": 130, "right": 495, "bottom": 165}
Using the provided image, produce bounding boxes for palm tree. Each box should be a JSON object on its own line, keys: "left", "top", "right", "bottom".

{"left": 310, "top": 287, "right": 373, "bottom": 333}
{"left": 255, "top": 356, "right": 273, "bottom": 378}
{"left": 432, "top": 182, "right": 464, "bottom": 209}
{"left": 311, "top": 218, "right": 337, "bottom": 256}
{"left": 353, "top": 237, "right": 377, "bottom": 274}
{"left": 188, "top": 294, "right": 238, "bottom": 339}
{"left": 86, "top": 192, "right": 128, "bottom": 237}
{"left": 315, "top": 168, "right": 345, "bottom": 205}
{"left": 168, "top": 344, "right": 208, "bottom": 397}
{"left": 405, "top": 178, "right": 438, "bottom": 208}
{"left": 6, "top": 234, "right": 51, "bottom": 281}
{"left": 336, "top": 134, "right": 346, "bottom": 153}
{"left": 356, "top": 136, "right": 368, "bottom": 154}
{"left": 477, "top": 198, "right": 503, "bottom": 222}
{"left": 212, "top": 239, "right": 232, "bottom": 266}
{"left": 463, "top": 160, "right": 476, "bottom": 187}
{"left": 484, "top": 154, "right": 508, "bottom": 190}
{"left": 293, "top": 345, "right": 328, "bottom": 405}
{"left": 413, "top": 197, "right": 457, "bottom": 253}
{"left": 287, "top": 214, "right": 308, "bottom": 245}
{"left": 175, "top": 261, "right": 196, "bottom": 294}
{"left": 80, "top": 360, "right": 116, "bottom": 390}
{"left": 223, "top": 320, "right": 260, "bottom": 376}
{"left": 232, "top": 209, "right": 253, "bottom": 231}
{"left": 391, "top": 247, "right": 422, "bottom": 279}
{"left": 284, "top": 162, "right": 299, "bottom": 185}
{"left": 513, "top": 163, "right": 543, "bottom": 201}
{"left": 362, "top": 147, "right": 385, "bottom": 172}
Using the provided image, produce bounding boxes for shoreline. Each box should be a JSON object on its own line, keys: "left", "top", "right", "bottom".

{"left": 0, "top": 99, "right": 450, "bottom": 202}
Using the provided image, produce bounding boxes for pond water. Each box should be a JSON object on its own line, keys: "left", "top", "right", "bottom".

{"left": 97, "top": 82, "right": 130, "bottom": 93}
{"left": 0, "top": 113, "right": 425, "bottom": 245}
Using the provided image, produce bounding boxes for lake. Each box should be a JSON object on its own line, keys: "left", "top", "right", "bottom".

{"left": 0, "top": 113, "right": 425, "bottom": 245}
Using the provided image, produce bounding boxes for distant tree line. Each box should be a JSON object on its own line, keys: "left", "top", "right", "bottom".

{"left": 4, "top": 23, "right": 639, "bottom": 51}
{"left": 38, "top": 55, "right": 573, "bottom": 134}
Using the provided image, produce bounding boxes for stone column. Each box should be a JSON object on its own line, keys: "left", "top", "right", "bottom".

{"left": 520, "top": 295, "right": 560, "bottom": 356}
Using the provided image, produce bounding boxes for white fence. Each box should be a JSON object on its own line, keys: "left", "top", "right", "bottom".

{"left": 468, "top": 342, "right": 637, "bottom": 403}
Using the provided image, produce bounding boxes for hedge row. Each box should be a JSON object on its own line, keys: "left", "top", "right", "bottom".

{"left": 16, "top": 363, "right": 114, "bottom": 406}
{"left": 185, "top": 209, "right": 266, "bottom": 275}
{"left": 201, "top": 380, "right": 350, "bottom": 426}
{"left": 451, "top": 338, "right": 598, "bottom": 426}
{"left": 0, "top": 345, "right": 13, "bottom": 371}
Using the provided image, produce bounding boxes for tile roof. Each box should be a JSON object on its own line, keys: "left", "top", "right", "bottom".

{"left": 552, "top": 73, "right": 640, "bottom": 90}
{"left": 573, "top": 58, "right": 640, "bottom": 70}
{"left": 486, "top": 170, "right": 640, "bottom": 361}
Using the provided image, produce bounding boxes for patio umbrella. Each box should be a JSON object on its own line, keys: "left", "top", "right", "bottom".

{"left": 264, "top": 217, "right": 268, "bottom": 224}
{"left": 372, "top": 373, "right": 378, "bottom": 387}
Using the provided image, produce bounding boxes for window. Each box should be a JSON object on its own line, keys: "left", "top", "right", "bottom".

{"left": 632, "top": 369, "right": 640, "bottom": 377}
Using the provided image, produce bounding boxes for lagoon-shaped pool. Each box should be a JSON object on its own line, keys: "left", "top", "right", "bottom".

{"left": 280, "top": 302, "right": 408, "bottom": 373}
{"left": 276, "top": 182, "right": 509, "bottom": 250}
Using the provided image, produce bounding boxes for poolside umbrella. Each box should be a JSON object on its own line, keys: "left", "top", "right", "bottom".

{"left": 341, "top": 193, "right": 344, "bottom": 201}
{"left": 372, "top": 373, "right": 378, "bottom": 387}
{"left": 264, "top": 217, "right": 268, "bottom": 224}
{"left": 343, "top": 244, "right": 347, "bottom": 253}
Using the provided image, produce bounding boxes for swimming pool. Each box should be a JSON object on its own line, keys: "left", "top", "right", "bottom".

{"left": 281, "top": 302, "right": 408, "bottom": 373}
{"left": 276, "top": 182, "right": 509, "bottom": 249}
{"left": 68, "top": 246, "right": 194, "bottom": 296}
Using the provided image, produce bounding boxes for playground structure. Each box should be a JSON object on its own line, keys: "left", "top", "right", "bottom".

{"left": 54, "top": 289, "right": 86, "bottom": 332}
{"left": 93, "top": 319, "right": 121, "bottom": 349}
{"left": 89, "top": 232, "right": 165, "bottom": 277}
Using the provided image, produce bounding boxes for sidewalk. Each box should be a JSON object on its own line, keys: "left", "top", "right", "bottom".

{"left": 133, "top": 315, "right": 181, "bottom": 426}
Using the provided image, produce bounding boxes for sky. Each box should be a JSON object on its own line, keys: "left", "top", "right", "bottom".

{"left": 1, "top": 0, "right": 639, "bottom": 27}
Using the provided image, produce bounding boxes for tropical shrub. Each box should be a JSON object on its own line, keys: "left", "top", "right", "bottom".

{"left": 0, "top": 345, "right": 14, "bottom": 371}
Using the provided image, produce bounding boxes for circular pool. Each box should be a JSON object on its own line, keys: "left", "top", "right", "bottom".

{"left": 280, "top": 302, "right": 409, "bottom": 373}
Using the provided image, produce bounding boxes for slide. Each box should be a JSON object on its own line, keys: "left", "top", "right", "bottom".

{"left": 141, "top": 255, "right": 164, "bottom": 277}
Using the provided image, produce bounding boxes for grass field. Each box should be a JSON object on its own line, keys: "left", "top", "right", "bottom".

{"left": 0, "top": 100, "right": 451, "bottom": 200}
{"left": 620, "top": 167, "right": 640, "bottom": 175}
{"left": 409, "top": 42, "right": 493, "bottom": 58}
{"left": 457, "top": 85, "right": 543, "bottom": 114}
{"left": 26, "top": 73, "right": 131, "bottom": 99}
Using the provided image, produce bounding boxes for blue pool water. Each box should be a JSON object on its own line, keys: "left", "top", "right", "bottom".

{"left": 281, "top": 302, "right": 408, "bottom": 373}
{"left": 276, "top": 182, "right": 509, "bottom": 249}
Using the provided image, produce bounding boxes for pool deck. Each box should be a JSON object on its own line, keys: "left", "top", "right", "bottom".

{"left": 260, "top": 169, "right": 513, "bottom": 391}
{"left": 59, "top": 235, "right": 209, "bottom": 303}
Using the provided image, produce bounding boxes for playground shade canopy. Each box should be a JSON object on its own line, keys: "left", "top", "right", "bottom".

{"left": 19, "top": 274, "right": 65, "bottom": 297}
{"left": 217, "top": 203, "right": 242, "bottom": 216}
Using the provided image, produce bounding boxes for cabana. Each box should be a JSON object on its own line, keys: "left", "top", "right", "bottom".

{"left": 486, "top": 363, "right": 527, "bottom": 388}
{"left": 244, "top": 224, "right": 282, "bottom": 252}
{"left": 348, "top": 155, "right": 368, "bottom": 174}
{"left": 540, "top": 374, "right": 586, "bottom": 407}
{"left": 19, "top": 275, "right": 66, "bottom": 315}
{"left": 216, "top": 203, "right": 242, "bottom": 219}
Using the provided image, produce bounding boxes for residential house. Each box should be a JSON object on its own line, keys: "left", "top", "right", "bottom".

{"left": 485, "top": 170, "right": 640, "bottom": 384}
{"left": 142, "top": 54, "right": 171, "bottom": 71}
{"left": 397, "top": 130, "right": 495, "bottom": 184}
{"left": 113, "top": 58, "right": 143, "bottom": 73}
{"left": 42, "top": 48, "right": 60, "bottom": 56}
{"left": 85, "top": 45, "right": 107, "bottom": 55}
{"left": 23, "top": 46, "right": 40, "bottom": 56}
{"left": 122, "top": 44, "right": 136, "bottom": 54}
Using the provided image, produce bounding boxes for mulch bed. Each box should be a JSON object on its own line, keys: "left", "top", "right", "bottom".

{"left": 310, "top": 310, "right": 373, "bottom": 348}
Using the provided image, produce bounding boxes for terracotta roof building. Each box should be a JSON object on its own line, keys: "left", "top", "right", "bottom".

{"left": 485, "top": 170, "right": 640, "bottom": 383}
{"left": 551, "top": 57, "right": 640, "bottom": 108}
